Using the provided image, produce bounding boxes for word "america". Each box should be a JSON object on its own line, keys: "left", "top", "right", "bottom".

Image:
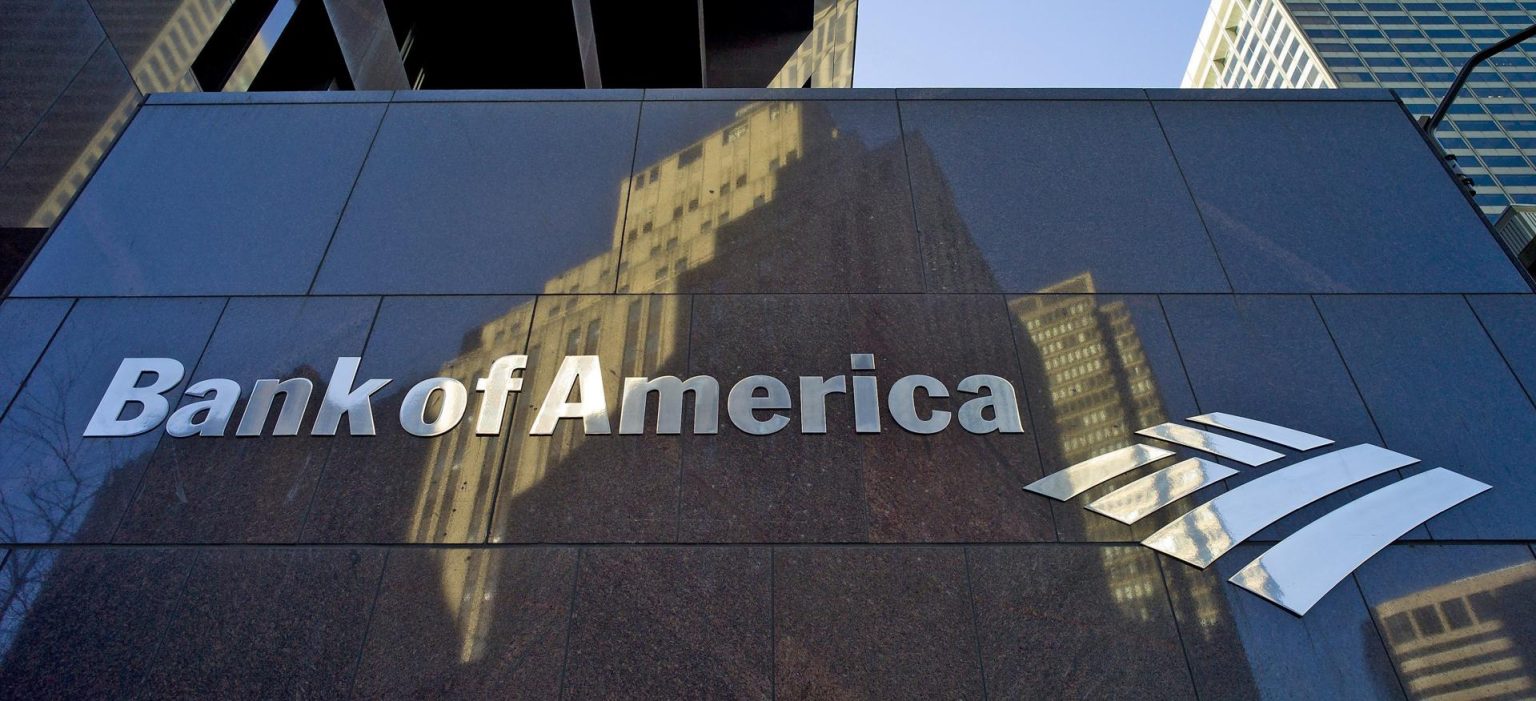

{"left": 84, "top": 354, "right": 1026, "bottom": 438}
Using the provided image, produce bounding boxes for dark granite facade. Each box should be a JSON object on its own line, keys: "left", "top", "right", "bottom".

{"left": 0, "top": 89, "right": 1532, "bottom": 699}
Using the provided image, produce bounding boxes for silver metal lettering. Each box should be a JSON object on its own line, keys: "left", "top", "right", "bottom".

{"left": 166, "top": 378, "right": 241, "bottom": 437}
{"left": 84, "top": 358, "right": 186, "bottom": 437}
{"left": 728, "top": 375, "right": 791, "bottom": 435}
{"left": 313, "top": 357, "right": 391, "bottom": 436}
{"left": 1086, "top": 457, "right": 1237, "bottom": 524}
{"left": 956, "top": 374, "right": 1025, "bottom": 434}
{"left": 1025, "top": 444, "right": 1175, "bottom": 501}
{"left": 1228, "top": 468, "right": 1490, "bottom": 616}
{"left": 238, "top": 378, "right": 314, "bottom": 437}
{"left": 851, "top": 353, "right": 881, "bottom": 434}
{"left": 530, "top": 355, "right": 610, "bottom": 435}
{"left": 400, "top": 377, "right": 469, "bottom": 437}
{"left": 1142, "top": 444, "right": 1418, "bottom": 568}
{"left": 1136, "top": 423, "right": 1284, "bottom": 466}
{"left": 474, "top": 355, "right": 526, "bottom": 435}
{"left": 888, "top": 375, "right": 951, "bottom": 435}
{"left": 852, "top": 377, "right": 881, "bottom": 434}
{"left": 619, "top": 375, "right": 719, "bottom": 435}
{"left": 798, "top": 376, "right": 846, "bottom": 434}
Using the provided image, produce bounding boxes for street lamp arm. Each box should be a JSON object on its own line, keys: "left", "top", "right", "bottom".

{"left": 1422, "top": 22, "right": 1536, "bottom": 132}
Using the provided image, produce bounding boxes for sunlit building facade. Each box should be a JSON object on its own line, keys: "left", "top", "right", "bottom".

{"left": 0, "top": 0, "right": 1534, "bottom": 697}
{"left": 1185, "top": 0, "right": 1536, "bottom": 255}
{"left": 0, "top": 0, "right": 856, "bottom": 284}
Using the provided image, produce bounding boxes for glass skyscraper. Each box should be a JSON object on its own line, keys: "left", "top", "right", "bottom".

{"left": 1184, "top": 0, "right": 1536, "bottom": 257}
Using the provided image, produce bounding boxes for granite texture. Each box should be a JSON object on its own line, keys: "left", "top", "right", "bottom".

{"left": 0, "top": 298, "right": 225, "bottom": 543}
{"left": 1152, "top": 99, "right": 1527, "bottom": 293}
{"left": 1009, "top": 293, "right": 1206, "bottom": 543}
{"left": 1354, "top": 544, "right": 1536, "bottom": 701}
{"left": 0, "top": 299, "right": 72, "bottom": 419}
{"left": 683, "top": 294, "right": 1052, "bottom": 543}
{"left": 115, "top": 296, "right": 378, "bottom": 543}
{"left": 901, "top": 99, "right": 1231, "bottom": 294}
{"left": 563, "top": 547, "right": 772, "bottom": 698}
{"left": 352, "top": 547, "right": 578, "bottom": 698}
{"left": 311, "top": 101, "right": 641, "bottom": 295}
{"left": 302, "top": 296, "right": 532, "bottom": 543}
{"left": 774, "top": 546, "right": 984, "bottom": 699}
{"left": 619, "top": 100, "right": 923, "bottom": 293}
{"left": 139, "top": 547, "right": 384, "bottom": 697}
{"left": 1, "top": 93, "right": 1532, "bottom": 698}
{"left": 1314, "top": 295, "right": 1536, "bottom": 540}
{"left": 0, "top": 38, "right": 141, "bottom": 229}
{"left": 0, "top": 547, "right": 195, "bottom": 697}
{"left": 1467, "top": 294, "right": 1536, "bottom": 405}
{"left": 1159, "top": 544, "right": 1405, "bottom": 699}
{"left": 491, "top": 295, "right": 689, "bottom": 543}
{"left": 0, "top": 0, "right": 107, "bottom": 165}
{"left": 12, "top": 104, "right": 386, "bottom": 296}
{"left": 1158, "top": 294, "right": 1414, "bottom": 541}
{"left": 969, "top": 545, "right": 1196, "bottom": 699}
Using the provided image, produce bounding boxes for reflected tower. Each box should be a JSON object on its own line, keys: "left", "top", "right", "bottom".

{"left": 1010, "top": 274, "right": 1193, "bottom": 624}
{"left": 1375, "top": 562, "right": 1536, "bottom": 699}
{"left": 408, "top": 98, "right": 888, "bottom": 662}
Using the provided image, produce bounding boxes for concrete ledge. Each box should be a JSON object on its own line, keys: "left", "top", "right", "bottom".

{"left": 642, "top": 87, "right": 897, "bottom": 100}
{"left": 146, "top": 90, "right": 395, "bottom": 105}
{"left": 1145, "top": 87, "right": 1396, "bottom": 101}
{"left": 896, "top": 87, "right": 1148, "bottom": 100}
{"left": 392, "top": 88, "right": 644, "bottom": 102}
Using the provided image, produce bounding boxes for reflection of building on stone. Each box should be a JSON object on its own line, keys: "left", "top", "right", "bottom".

{"left": 19, "top": 0, "right": 229, "bottom": 229}
{"left": 16, "top": 85, "right": 139, "bottom": 230}
{"left": 1010, "top": 273, "right": 1175, "bottom": 622}
{"left": 1010, "top": 273, "right": 1230, "bottom": 631}
{"left": 619, "top": 101, "right": 809, "bottom": 292}
{"left": 407, "top": 309, "right": 531, "bottom": 663}
{"left": 1010, "top": 273, "right": 1166, "bottom": 467}
{"left": 114, "top": 0, "right": 229, "bottom": 94}
{"left": 1375, "top": 562, "right": 1536, "bottom": 700}
{"left": 768, "top": 0, "right": 858, "bottom": 88}
{"left": 408, "top": 100, "right": 824, "bottom": 661}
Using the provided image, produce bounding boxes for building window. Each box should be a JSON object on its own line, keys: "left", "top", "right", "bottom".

{"left": 678, "top": 143, "right": 703, "bottom": 168}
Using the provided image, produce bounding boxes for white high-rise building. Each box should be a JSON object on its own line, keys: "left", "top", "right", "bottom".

{"left": 1184, "top": 0, "right": 1536, "bottom": 256}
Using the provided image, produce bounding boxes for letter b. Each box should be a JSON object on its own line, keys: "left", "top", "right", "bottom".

{"left": 84, "top": 358, "right": 185, "bottom": 437}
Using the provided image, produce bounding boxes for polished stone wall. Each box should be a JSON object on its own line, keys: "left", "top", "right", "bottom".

{"left": 1, "top": 88, "right": 1534, "bottom": 698}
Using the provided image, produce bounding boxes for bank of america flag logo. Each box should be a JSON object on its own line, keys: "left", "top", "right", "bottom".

{"left": 1024, "top": 412, "right": 1491, "bottom": 616}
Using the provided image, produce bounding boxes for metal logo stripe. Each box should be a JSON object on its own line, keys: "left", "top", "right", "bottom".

{"left": 1229, "top": 468, "right": 1490, "bottom": 615}
{"left": 1187, "top": 412, "right": 1334, "bottom": 451}
{"left": 1141, "top": 444, "right": 1419, "bottom": 568}
{"left": 1023, "top": 444, "right": 1175, "bottom": 501}
{"left": 1086, "top": 458, "right": 1238, "bottom": 525}
{"left": 1135, "top": 423, "right": 1285, "bottom": 466}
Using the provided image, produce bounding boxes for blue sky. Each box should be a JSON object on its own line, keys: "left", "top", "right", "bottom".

{"left": 853, "top": 0, "right": 1216, "bottom": 88}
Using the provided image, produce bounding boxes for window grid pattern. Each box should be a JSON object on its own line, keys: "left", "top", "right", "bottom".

{"left": 1186, "top": 0, "right": 1338, "bottom": 89}
{"left": 1191, "top": 0, "right": 1536, "bottom": 236}
{"left": 1289, "top": 1, "right": 1536, "bottom": 226}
